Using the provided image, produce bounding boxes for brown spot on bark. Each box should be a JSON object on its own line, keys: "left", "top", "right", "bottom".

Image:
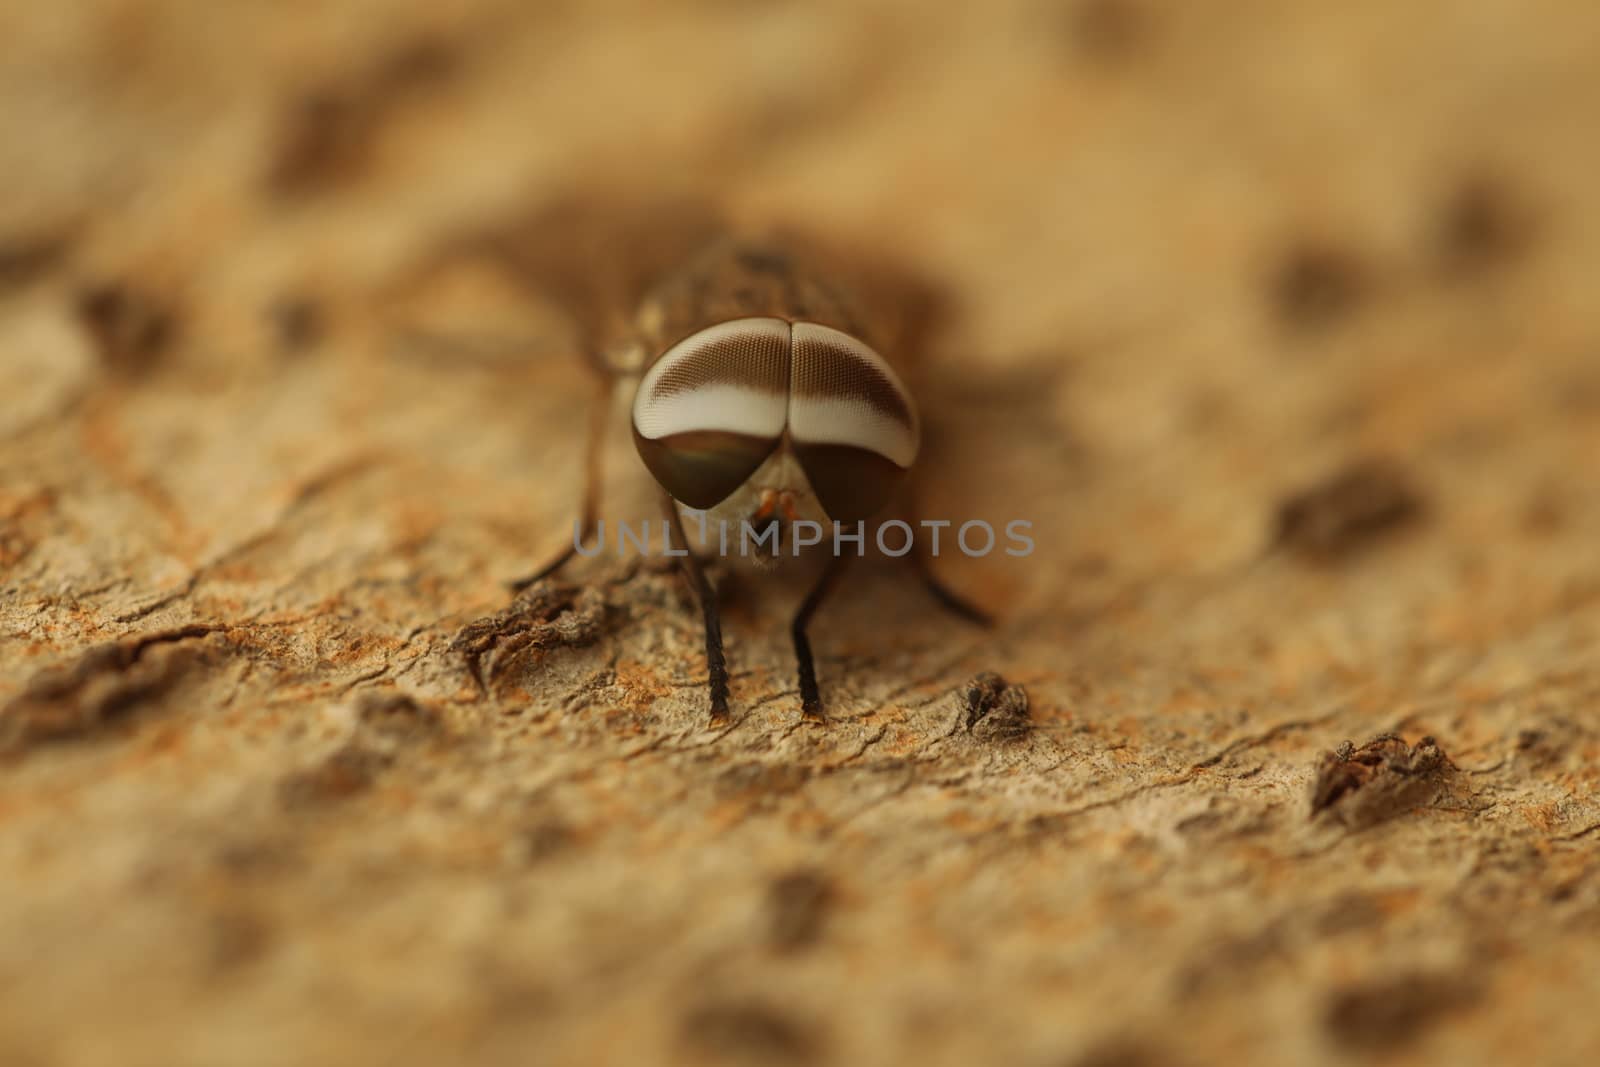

{"left": 0, "top": 228, "right": 73, "bottom": 289}
{"left": 452, "top": 581, "right": 612, "bottom": 695}
{"left": 1310, "top": 733, "right": 1461, "bottom": 826}
{"left": 374, "top": 36, "right": 463, "bottom": 93}
{"left": 0, "top": 489, "right": 55, "bottom": 569}
{"left": 1174, "top": 922, "right": 1285, "bottom": 998}
{"left": 207, "top": 909, "right": 274, "bottom": 971}
{"left": 267, "top": 88, "right": 375, "bottom": 196}
{"left": 1313, "top": 890, "right": 1387, "bottom": 936}
{"left": 1273, "top": 459, "right": 1424, "bottom": 562}
{"left": 74, "top": 281, "right": 178, "bottom": 376}
{"left": 681, "top": 999, "right": 820, "bottom": 1064}
{"left": 522, "top": 818, "right": 577, "bottom": 862}
{"left": 1, "top": 626, "right": 223, "bottom": 753}
{"left": 1063, "top": 1037, "right": 1170, "bottom": 1067}
{"left": 715, "top": 761, "right": 813, "bottom": 801}
{"left": 354, "top": 689, "right": 445, "bottom": 743}
{"left": 1323, "top": 972, "right": 1481, "bottom": 1051}
{"left": 276, "top": 689, "right": 451, "bottom": 807}
{"left": 1510, "top": 715, "right": 1584, "bottom": 772}
{"left": 1270, "top": 243, "right": 1368, "bottom": 331}
{"left": 277, "top": 743, "right": 390, "bottom": 807}
{"left": 768, "top": 868, "right": 833, "bottom": 952}
{"left": 213, "top": 838, "right": 302, "bottom": 880}
{"left": 1067, "top": 0, "right": 1150, "bottom": 63}
{"left": 270, "top": 295, "right": 326, "bottom": 352}
{"left": 1436, "top": 173, "right": 1534, "bottom": 276}
{"left": 265, "top": 35, "right": 465, "bottom": 197}
{"left": 964, "top": 671, "right": 1031, "bottom": 741}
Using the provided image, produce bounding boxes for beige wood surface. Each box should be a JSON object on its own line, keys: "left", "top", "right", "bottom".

{"left": 3, "top": 2, "right": 1598, "bottom": 1064}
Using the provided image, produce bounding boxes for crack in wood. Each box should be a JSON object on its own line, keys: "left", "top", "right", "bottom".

{"left": 1, "top": 624, "right": 228, "bottom": 752}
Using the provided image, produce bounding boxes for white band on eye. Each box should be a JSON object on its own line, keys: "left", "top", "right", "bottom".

{"left": 634, "top": 384, "right": 791, "bottom": 440}
{"left": 633, "top": 317, "right": 790, "bottom": 442}
{"left": 788, "top": 323, "right": 919, "bottom": 468}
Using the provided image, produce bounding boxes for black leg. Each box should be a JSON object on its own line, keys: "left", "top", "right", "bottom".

{"left": 900, "top": 482, "right": 993, "bottom": 627}
{"left": 509, "top": 371, "right": 612, "bottom": 592}
{"left": 664, "top": 496, "right": 730, "bottom": 723}
{"left": 792, "top": 556, "right": 851, "bottom": 723}
{"left": 909, "top": 547, "right": 992, "bottom": 627}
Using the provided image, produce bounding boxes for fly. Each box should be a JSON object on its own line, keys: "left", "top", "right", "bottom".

{"left": 412, "top": 192, "right": 989, "bottom": 723}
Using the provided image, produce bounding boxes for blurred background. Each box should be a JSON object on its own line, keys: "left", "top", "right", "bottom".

{"left": 3, "top": 2, "right": 1599, "bottom": 1065}
{"left": 5, "top": 0, "right": 1598, "bottom": 577}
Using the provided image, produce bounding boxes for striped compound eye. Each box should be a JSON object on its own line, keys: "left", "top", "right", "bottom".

{"left": 631, "top": 318, "right": 919, "bottom": 519}
{"left": 788, "top": 323, "right": 918, "bottom": 522}
{"left": 631, "top": 318, "right": 792, "bottom": 510}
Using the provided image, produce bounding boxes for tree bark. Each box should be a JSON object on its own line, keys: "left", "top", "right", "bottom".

{"left": 2, "top": 4, "right": 1598, "bottom": 1065}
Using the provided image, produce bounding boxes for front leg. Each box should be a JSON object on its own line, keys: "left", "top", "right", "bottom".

{"left": 664, "top": 495, "right": 730, "bottom": 723}
{"left": 901, "top": 484, "right": 993, "bottom": 626}
{"left": 908, "top": 534, "right": 992, "bottom": 627}
{"left": 792, "top": 555, "right": 851, "bottom": 723}
{"left": 510, "top": 364, "right": 617, "bottom": 592}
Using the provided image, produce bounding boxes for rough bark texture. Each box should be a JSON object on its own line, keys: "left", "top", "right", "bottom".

{"left": 2, "top": 3, "right": 1598, "bottom": 1065}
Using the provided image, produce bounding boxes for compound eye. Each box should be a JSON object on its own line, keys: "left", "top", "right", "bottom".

{"left": 789, "top": 323, "right": 919, "bottom": 522}
{"left": 632, "top": 318, "right": 790, "bottom": 509}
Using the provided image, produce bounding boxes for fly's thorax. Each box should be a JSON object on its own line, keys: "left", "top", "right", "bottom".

{"left": 633, "top": 237, "right": 872, "bottom": 355}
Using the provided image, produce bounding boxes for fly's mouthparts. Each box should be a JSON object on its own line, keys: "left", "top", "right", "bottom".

{"left": 750, "top": 515, "right": 783, "bottom": 556}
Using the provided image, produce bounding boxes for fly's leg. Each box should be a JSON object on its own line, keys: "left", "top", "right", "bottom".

{"left": 792, "top": 555, "right": 851, "bottom": 723}
{"left": 909, "top": 537, "right": 992, "bottom": 627}
{"left": 902, "top": 488, "right": 993, "bottom": 626}
{"left": 664, "top": 494, "right": 730, "bottom": 723}
{"left": 509, "top": 366, "right": 615, "bottom": 591}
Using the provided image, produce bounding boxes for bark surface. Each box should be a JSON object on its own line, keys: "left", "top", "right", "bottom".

{"left": 2, "top": 3, "right": 1598, "bottom": 1065}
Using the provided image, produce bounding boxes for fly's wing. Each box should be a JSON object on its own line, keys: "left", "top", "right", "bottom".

{"left": 484, "top": 188, "right": 728, "bottom": 370}
{"left": 384, "top": 185, "right": 727, "bottom": 374}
